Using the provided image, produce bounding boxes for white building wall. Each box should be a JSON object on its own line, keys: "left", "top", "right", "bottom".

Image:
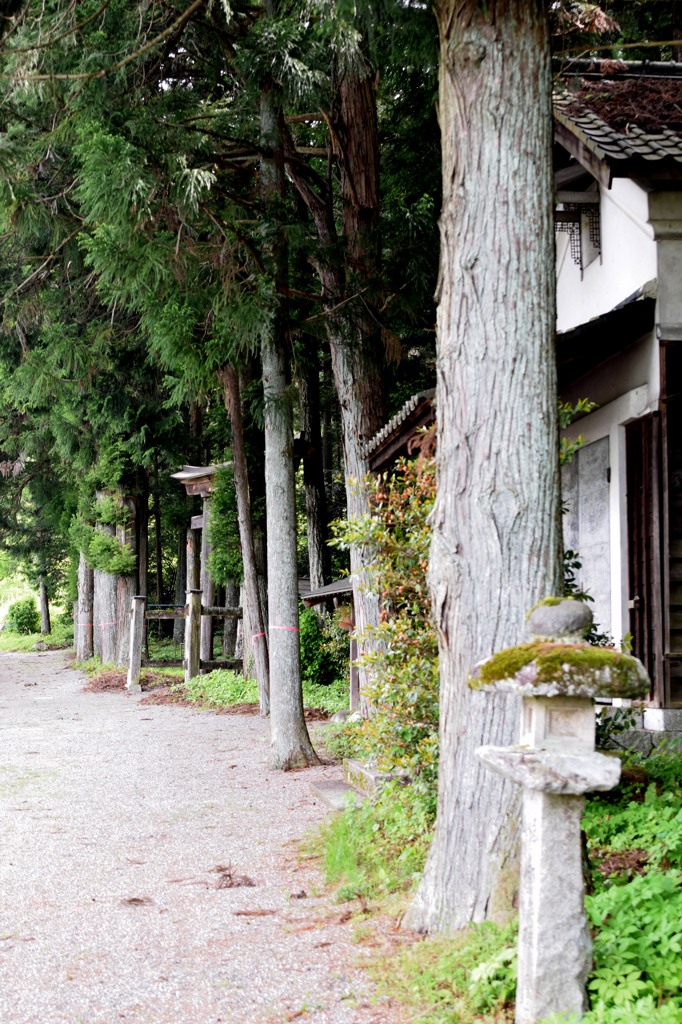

{"left": 561, "top": 384, "right": 656, "bottom": 648}
{"left": 556, "top": 178, "right": 658, "bottom": 334}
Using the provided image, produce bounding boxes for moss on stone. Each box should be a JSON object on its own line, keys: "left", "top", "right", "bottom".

{"left": 472, "top": 640, "right": 645, "bottom": 696}
{"left": 526, "top": 595, "right": 566, "bottom": 619}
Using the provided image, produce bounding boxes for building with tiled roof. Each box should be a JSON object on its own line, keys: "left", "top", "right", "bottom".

{"left": 553, "top": 60, "right": 682, "bottom": 724}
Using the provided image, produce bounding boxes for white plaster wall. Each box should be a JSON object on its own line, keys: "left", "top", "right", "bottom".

{"left": 557, "top": 179, "right": 657, "bottom": 333}
{"left": 561, "top": 385, "right": 655, "bottom": 647}
{"left": 561, "top": 329, "right": 659, "bottom": 410}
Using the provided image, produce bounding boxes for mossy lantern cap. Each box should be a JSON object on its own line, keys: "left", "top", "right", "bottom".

{"left": 468, "top": 597, "right": 649, "bottom": 700}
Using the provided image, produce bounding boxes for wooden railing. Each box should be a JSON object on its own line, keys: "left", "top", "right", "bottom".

{"left": 126, "top": 591, "right": 243, "bottom": 692}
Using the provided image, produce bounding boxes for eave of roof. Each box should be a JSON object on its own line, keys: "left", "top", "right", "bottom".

{"left": 553, "top": 61, "right": 682, "bottom": 187}
{"left": 362, "top": 388, "right": 436, "bottom": 472}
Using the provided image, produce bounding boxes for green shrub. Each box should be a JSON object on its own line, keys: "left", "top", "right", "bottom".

{"left": 5, "top": 597, "right": 40, "bottom": 635}
{"left": 299, "top": 607, "right": 348, "bottom": 688}
{"left": 585, "top": 871, "right": 682, "bottom": 1017}
{"left": 331, "top": 452, "right": 439, "bottom": 800}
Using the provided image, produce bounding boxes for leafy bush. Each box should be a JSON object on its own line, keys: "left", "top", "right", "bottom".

{"left": 299, "top": 607, "right": 349, "bottom": 688}
{"left": 5, "top": 597, "right": 40, "bottom": 635}
{"left": 331, "top": 451, "right": 439, "bottom": 801}
{"left": 585, "top": 871, "right": 682, "bottom": 1016}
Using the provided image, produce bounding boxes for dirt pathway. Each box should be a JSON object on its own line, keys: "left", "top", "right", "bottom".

{"left": 0, "top": 652, "right": 396, "bottom": 1024}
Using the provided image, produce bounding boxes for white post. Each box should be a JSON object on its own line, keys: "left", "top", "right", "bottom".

{"left": 126, "top": 596, "right": 146, "bottom": 693}
{"left": 184, "top": 589, "right": 202, "bottom": 684}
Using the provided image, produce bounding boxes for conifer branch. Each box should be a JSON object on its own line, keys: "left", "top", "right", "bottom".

{"left": 3, "top": 226, "right": 81, "bottom": 302}
{"left": 1, "top": 0, "right": 207, "bottom": 82}
{"left": 0, "top": 0, "right": 115, "bottom": 57}
{"left": 557, "top": 37, "right": 682, "bottom": 58}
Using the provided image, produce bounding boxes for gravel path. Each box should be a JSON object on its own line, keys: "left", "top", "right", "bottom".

{"left": 0, "top": 652, "right": 398, "bottom": 1024}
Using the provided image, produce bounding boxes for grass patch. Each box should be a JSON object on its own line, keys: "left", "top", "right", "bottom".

{"left": 0, "top": 618, "right": 74, "bottom": 652}
{"left": 319, "top": 781, "right": 435, "bottom": 902}
{"left": 368, "top": 921, "right": 516, "bottom": 1024}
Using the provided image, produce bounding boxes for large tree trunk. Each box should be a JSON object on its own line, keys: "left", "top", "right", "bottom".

{"left": 218, "top": 365, "right": 270, "bottom": 711}
{"left": 404, "top": 0, "right": 562, "bottom": 932}
{"left": 261, "top": 29, "right": 318, "bottom": 769}
{"left": 75, "top": 551, "right": 94, "bottom": 661}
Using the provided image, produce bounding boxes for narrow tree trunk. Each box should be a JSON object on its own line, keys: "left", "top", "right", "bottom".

{"left": 75, "top": 551, "right": 94, "bottom": 661}
{"left": 223, "top": 579, "right": 240, "bottom": 657}
{"left": 200, "top": 495, "right": 215, "bottom": 664}
{"left": 404, "top": 0, "right": 562, "bottom": 933}
{"left": 218, "top": 365, "right": 270, "bottom": 711}
{"left": 284, "top": 60, "right": 385, "bottom": 710}
{"left": 299, "top": 348, "right": 330, "bottom": 591}
{"left": 38, "top": 574, "right": 50, "bottom": 635}
{"left": 137, "top": 472, "right": 149, "bottom": 598}
{"left": 116, "top": 495, "right": 137, "bottom": 667}
{"left": 173, "top": 525, "right": 187, "bottom": 643}
{"left": 153, "top": 484, "right": 163, "bottom": 604}
{"left": 261, "top": 31, "right": 318, "bottom": 769}
{"left": 93, "top": 491, "right": 118, "bottom": 664}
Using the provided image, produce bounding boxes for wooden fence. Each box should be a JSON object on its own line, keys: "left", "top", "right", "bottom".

{"left": 126, "top": 591, "right": 243, "bottom": 692}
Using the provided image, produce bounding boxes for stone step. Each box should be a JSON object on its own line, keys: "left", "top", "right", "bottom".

{"left": 343, "top": 758, "right": 396, "bottom": 796}
{"left": 309, "top": 780, "right": 364, "bottom": 813}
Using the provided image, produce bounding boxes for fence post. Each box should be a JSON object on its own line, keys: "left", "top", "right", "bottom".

{"left": 184, "top": 589, "right": 202, "bottom": 684}
{"left": 126, "top": 595, "right": 146, "bottom": 693}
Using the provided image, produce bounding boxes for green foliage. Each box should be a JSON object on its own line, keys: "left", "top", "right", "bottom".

{"left": 207, "top": 466, "right": 243, "bottom": 586}
{"left": 5, "top": 596, "right": 39, "bottom": 634}
{"left": 559, "top": 398, "right": 598, "bottom": 466}
{"left": 321, "top": 781, "right": 435, "bottom": 900}
{"left": 577, "top": 748, "right": 682, "bottom": 1023}
{"left": 69, "top": 519, "right": 136, "bottom": 576}
{"left": 179, "top": 666, "right": 348, "bottom": 715}
{"left": 595, "top": 704, "right": 642, "bottom": 749}
{"left": 368, "top": 919, "right": 517, "bottom": 1024}
{"left": 183, "top": 669, "right": 258, "bottom": 708}
{"left": 332, "top": 454, "right": 439, "bottom": 801}
{"left": 585, "top": 872, "right": 682, "bottom": 1016}
{"left": 299, "top": 607, "right": 349, "bottom": 689}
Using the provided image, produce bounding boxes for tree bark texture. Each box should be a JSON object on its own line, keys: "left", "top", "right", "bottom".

{"left": 116, "top": 496, "right": 137, "bottom": 667}
{"left": 75, "top": 551, "right": 94, "bottom": 661}
{"left": 284, "top": 60, "right": 385, "bottom": 708}
{"left": 173, "top": 525, "right": 187, "bottom": 643}
{"left": 218, "top": 364, "right": 270, "bottom": 712}
{"left": 223, "top": 579, "right": 240, "bottom": 657}
{"left": 200, "top": 495, "right": 215, "bottom": 663}
{"left": 404, "top": 0, "right": 562, "bottom": 933}
{"left": 38, "top": 575, "right": 50, "bottom": 635}
{"left": 261, "top": 54, "right": 318, "bottom": 769}
{"left": 299, "top": 348, "right": 330, "bottom": 591}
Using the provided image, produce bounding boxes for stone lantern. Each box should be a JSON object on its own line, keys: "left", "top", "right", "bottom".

{"left": 468, "top": 598, "right": 649, "bottom": 1024}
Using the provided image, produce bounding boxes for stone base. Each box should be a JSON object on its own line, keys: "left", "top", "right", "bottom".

{"left": 343, "top": 758, "right": 397, "bottom": 796}
{"left": 643, "top": 708, "right": 682, "bottom": 732}
{"left": 309, "top": 780, "right": 363, "bottom": 813}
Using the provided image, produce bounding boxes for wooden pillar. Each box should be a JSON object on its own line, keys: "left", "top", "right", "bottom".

{"left": 184, "top": 589, "right": 202, "bottom": 683}
{"left": 126, "top": 596, "right": 146, "bottom": 693}
{"left": 186, "top": 528, "right": 200, "bottom": 591}
{"left": 200, "top": 497, "right": 215, "bottom": 663}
